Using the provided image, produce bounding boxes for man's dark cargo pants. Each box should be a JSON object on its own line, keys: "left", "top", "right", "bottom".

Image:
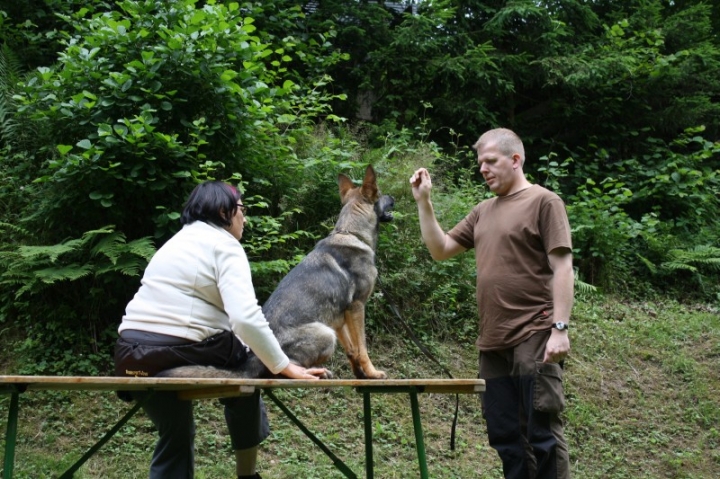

{"left": 479, "top": 331, "right": 570, "bottom": 479}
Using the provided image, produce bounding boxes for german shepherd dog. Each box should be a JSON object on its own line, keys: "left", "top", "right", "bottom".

{"left": 159, "top": 165, "right": 393, "bottom": 379}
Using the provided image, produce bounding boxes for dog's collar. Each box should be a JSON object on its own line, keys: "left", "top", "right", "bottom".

{"left": 331, "top": 229, "right": 373, "bottom": 248}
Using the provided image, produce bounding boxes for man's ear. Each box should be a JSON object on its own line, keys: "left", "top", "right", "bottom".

{"left": 512, "top": 154, "right": 522, "bottom": 170}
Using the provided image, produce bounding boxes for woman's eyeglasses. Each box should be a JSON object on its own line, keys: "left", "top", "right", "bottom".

{"left": 237, "top": 203, "right": 247, "bottom": 215}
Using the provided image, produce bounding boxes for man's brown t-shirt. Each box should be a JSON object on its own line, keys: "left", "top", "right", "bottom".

{"left": 448, "top": 185, "right": 572, "bottom": 351}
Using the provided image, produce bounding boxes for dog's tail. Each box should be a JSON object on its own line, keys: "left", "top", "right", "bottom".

{"left": 156, "top": 352, "right": 271, "bottom": 379}
{"left": 156, "top": 365, "right": 256, "bottom": 378}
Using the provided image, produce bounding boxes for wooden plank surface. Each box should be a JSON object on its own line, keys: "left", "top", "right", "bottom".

{"left": 0, "top": 375, "right": 484, "bottom": 395}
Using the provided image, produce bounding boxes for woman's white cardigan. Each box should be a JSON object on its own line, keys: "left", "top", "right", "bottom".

{"left": 119, "top": 221, "right": 290, "bottom": 374}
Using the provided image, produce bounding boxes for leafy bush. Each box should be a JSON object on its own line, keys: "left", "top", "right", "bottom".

{"left": 11, "top": 0, "right": 341, "bottom": 241}
{"left": 0, "top": 226, "right": 155, "bottom": 374}
{"left": 566, "top": 127, "right": 719, "bottom": 298}
{"left": 566, "top": 177, "right": 645, "bottom": 290}
{"left": 0, "top": 0, "right": 347, "bottom": 373}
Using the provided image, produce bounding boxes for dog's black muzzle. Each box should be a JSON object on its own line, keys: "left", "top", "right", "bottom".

{"left": 377, "top": 194, "right": 395, "bottom": 223}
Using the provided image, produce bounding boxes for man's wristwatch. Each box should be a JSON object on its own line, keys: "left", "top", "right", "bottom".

{"left": 552, "top": 322, "right": 570, "bottom": 331}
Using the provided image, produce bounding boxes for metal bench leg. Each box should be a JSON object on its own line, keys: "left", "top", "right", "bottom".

{"left": 3, "top": 392, "right": 20, "bottom": 479}
{"left": 409, "top": 392, "right": 429, "bottom": 479}
{"left": 363, "top": 392, "right": 374, "bottom": 479}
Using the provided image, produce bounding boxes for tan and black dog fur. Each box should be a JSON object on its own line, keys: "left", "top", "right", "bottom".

{"left": 159, "top": 165, "right": 393, "bottom": 379}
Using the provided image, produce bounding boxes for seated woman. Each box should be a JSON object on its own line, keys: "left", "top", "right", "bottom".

{"left": 114, "top": 180, "right": 326, "bottom": 479}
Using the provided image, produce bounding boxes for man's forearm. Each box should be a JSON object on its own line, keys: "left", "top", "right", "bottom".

{"left": 417, "top": 200, "right": 450, "bottom": 260}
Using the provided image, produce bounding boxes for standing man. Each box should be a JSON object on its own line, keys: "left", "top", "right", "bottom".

{"left": 410, "top": 128, "right": 573, "bottom": 479}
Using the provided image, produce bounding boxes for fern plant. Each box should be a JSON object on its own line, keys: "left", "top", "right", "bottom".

{"left": 639, "top": 245, "right": 720, "bottom": 301}
{"left": 0, "top": 225, "right": 156, "bottom": 374}
{"left": 0, "top": 43, "right": 24, "bottom": 146}
{"left": 0, "top": 226, "right": 155, "bottom": 298}
{"left": 660, "top": 245, "right": 720, "bottom": 273}
{"left": 574, "top": 267, "right": 598, "bottom": 297}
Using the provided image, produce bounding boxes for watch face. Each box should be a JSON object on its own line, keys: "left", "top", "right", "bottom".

{"left": 554, "top": 322, "right": 568, "bottom": 330}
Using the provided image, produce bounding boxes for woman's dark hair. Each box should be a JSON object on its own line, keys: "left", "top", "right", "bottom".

{"left": 180, "top": 181, "right": 241, "bottom": 227}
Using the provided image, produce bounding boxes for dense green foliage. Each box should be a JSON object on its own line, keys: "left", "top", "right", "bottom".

{"left": 0, "top": 0, "right": 355, "bottom": 372}
{"left": 0, "top": 0, "right": 718, "bottom": 375}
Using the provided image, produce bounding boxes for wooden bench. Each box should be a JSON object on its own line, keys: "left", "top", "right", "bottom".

{"left": 1, "top": 376, "right": 484, "bottom": 479}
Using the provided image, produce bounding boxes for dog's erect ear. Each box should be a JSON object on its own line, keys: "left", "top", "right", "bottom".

{"left": 338, "top": 173, "right": 355, "bottom": 202}
{"left": 360, "top": 165, "right": 378, "bottom": 201}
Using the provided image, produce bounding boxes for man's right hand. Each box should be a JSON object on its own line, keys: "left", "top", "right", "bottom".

{"left": 410, "top": 167, "right": 467, "bottom": 261}
{"left": 409, "top": 168, "right": 432, "bottom": 203}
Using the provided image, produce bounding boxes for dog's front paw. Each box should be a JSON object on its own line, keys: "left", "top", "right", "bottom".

{"left": 321, "top": 369, "right": 334, "bottom": 379}
{"left": 368, "top": 370, "right": 387, "bottom": 379}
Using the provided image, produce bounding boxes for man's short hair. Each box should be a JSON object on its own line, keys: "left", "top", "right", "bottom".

{"left": 473, "top": 128, "right": 526, "bottom": 165}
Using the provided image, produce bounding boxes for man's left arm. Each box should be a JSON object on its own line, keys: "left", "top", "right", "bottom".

{"left": 544, "top": 247, "right": 574, "bottom": 363}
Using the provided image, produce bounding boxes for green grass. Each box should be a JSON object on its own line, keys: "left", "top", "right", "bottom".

{"left": 1, "top": 298, "right": 719, "bottom": 478}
